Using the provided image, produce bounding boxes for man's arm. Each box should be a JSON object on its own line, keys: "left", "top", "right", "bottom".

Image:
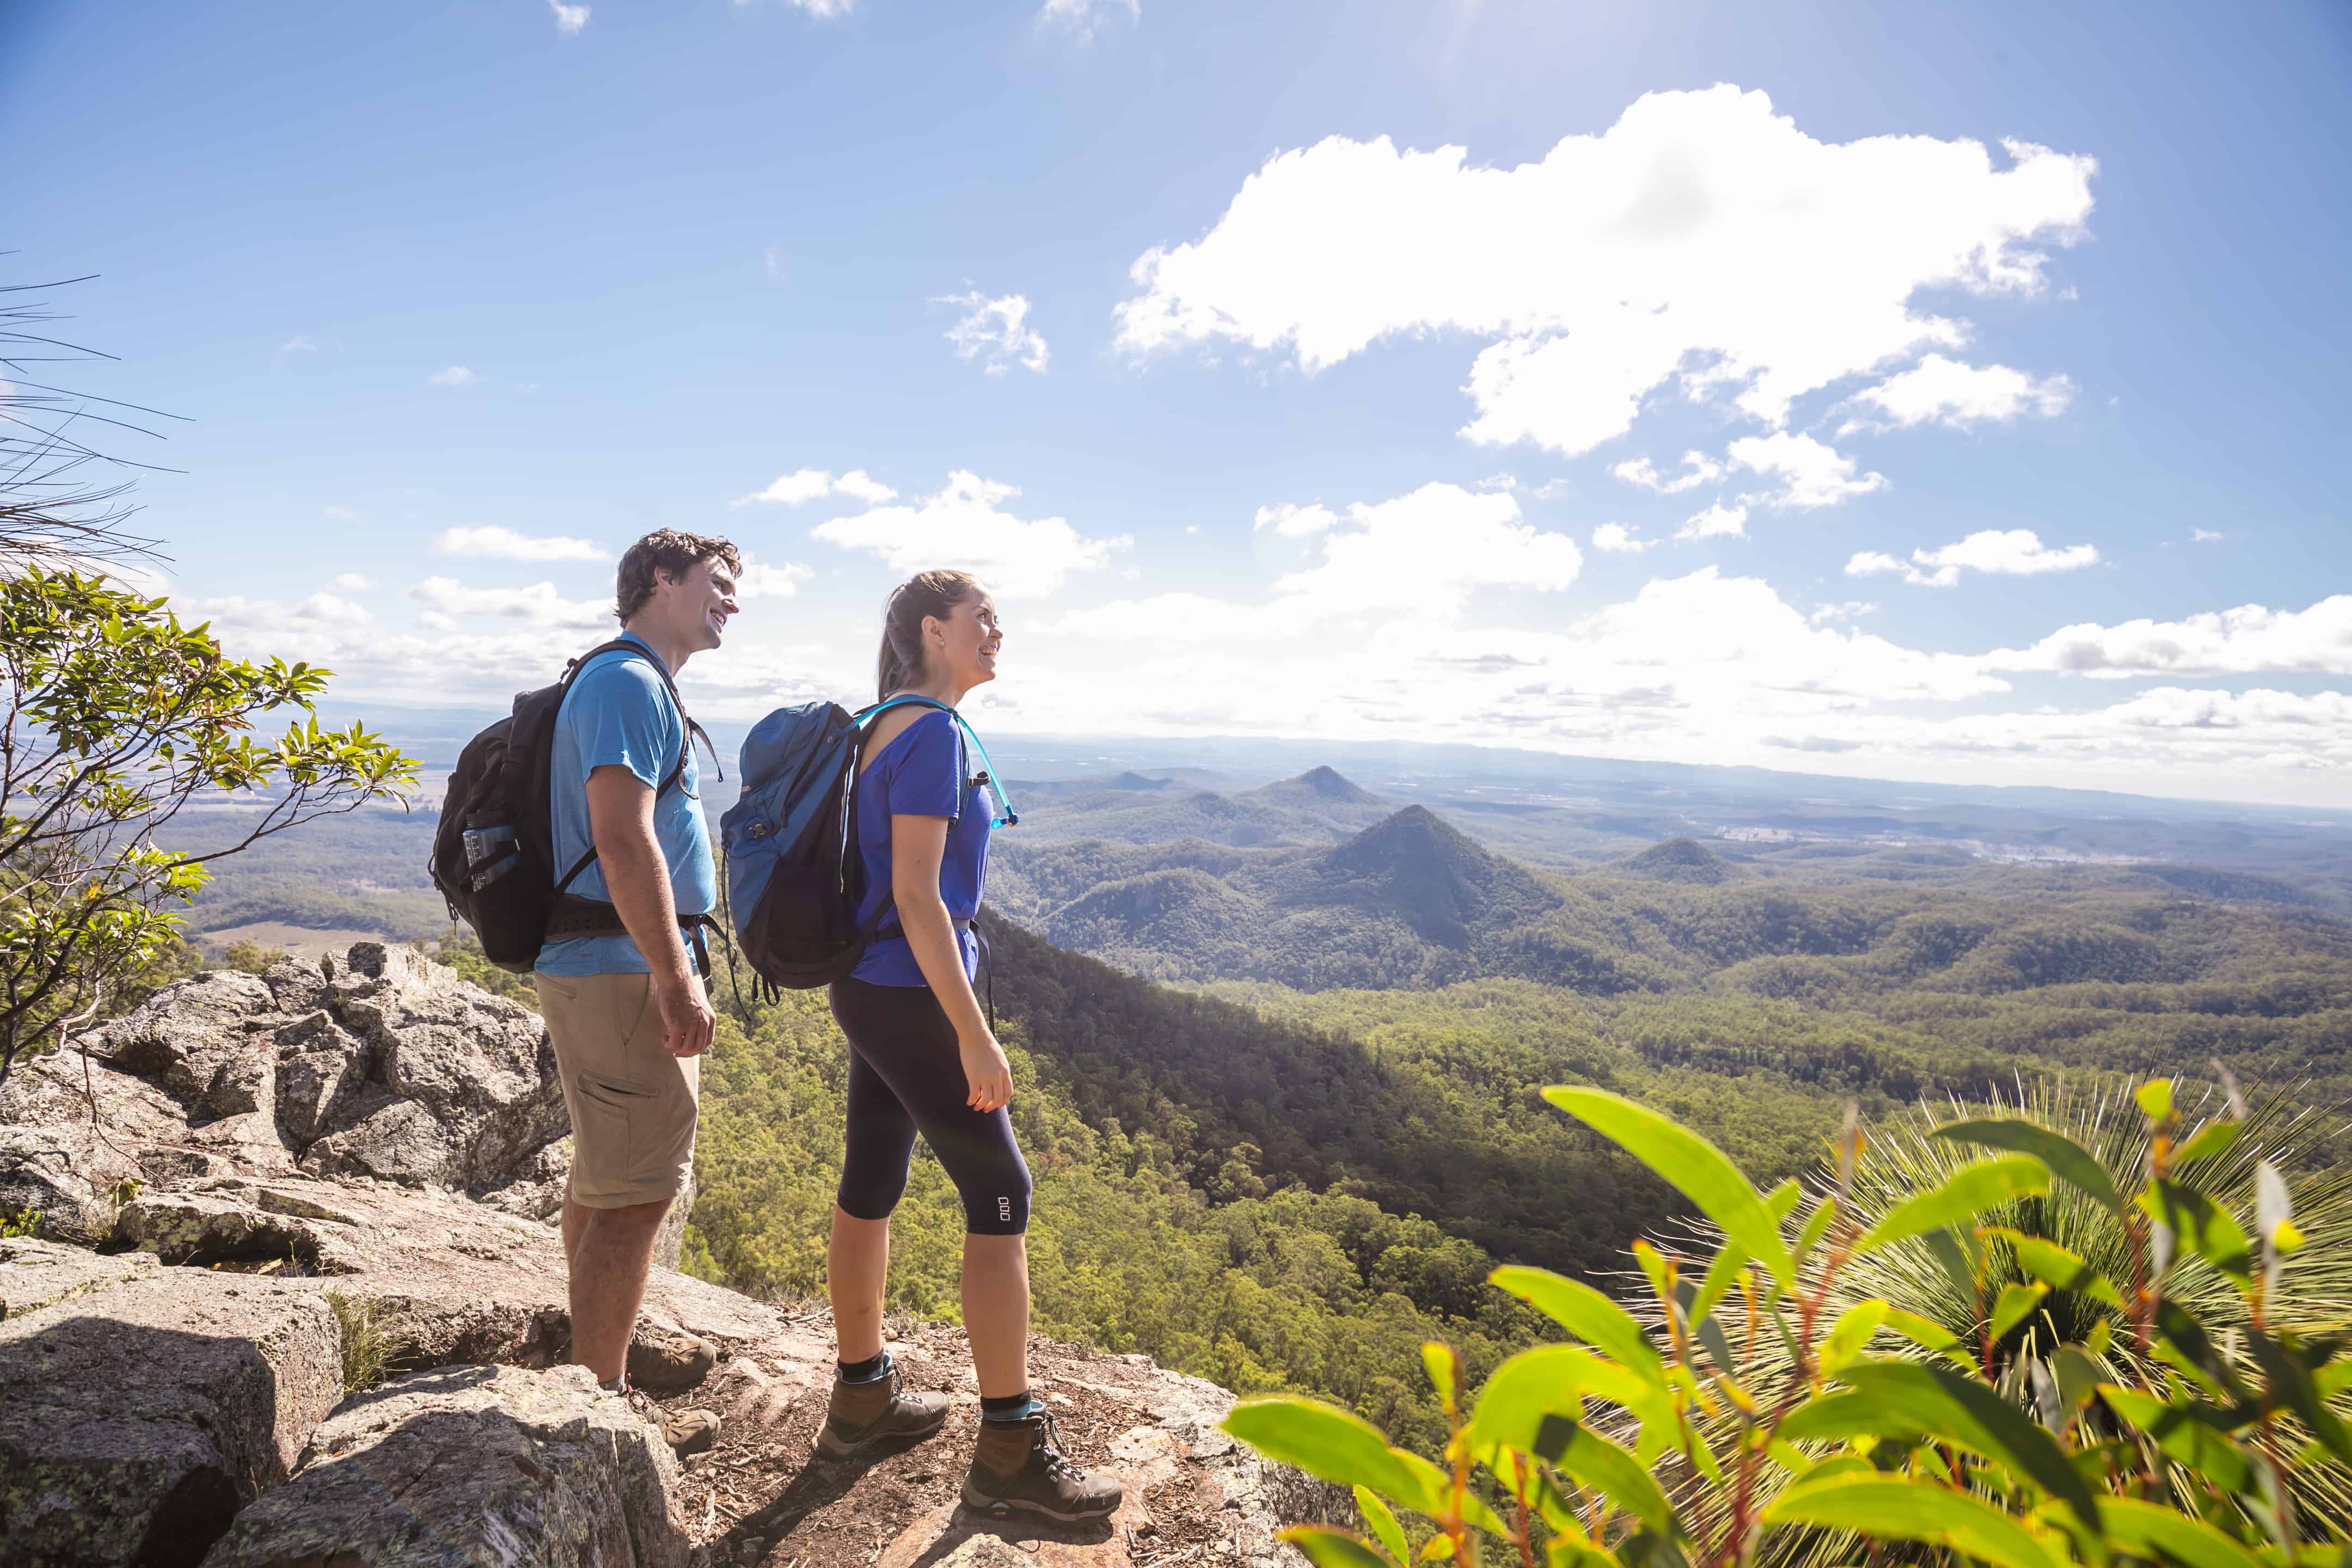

{"left": 585, "top": 763, "right": 714, "bottom": 1058}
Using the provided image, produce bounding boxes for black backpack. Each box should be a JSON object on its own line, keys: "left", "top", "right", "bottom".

{"left": 428, "top": 639, "right": 711, "bottom": 974}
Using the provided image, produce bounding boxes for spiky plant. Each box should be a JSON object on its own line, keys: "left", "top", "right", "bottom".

{"left": 1645, "top": 1073, "right": 2352, "bottom": 1554}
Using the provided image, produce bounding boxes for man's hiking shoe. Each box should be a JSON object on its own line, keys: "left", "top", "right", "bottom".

{"left": 817, "top": 1365, "right": 951, "bottom": 1457}
{"left": 621, "top": 1387, "right": 722, "bottom": 1456}
{"left": 961, "top": 1410, "right": 1123, "bottom": 1523}
{"left": 661, "top": 1406, "right": 722, "bottom": 1456}
{"left": 628, "top": 1330, "right": 718, "bottom": 1393}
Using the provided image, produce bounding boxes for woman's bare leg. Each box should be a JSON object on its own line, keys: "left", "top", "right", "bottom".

{"left": 828, "top": 1206, "right": 891, "bottom": 1364}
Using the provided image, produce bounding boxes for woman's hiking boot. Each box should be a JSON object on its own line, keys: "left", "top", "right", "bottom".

{"left": 817, "top": 1364, "right": 951, "bottom": 1457}
{"left": 961, "top": 1410, "right": 1124, "bottom": 1523}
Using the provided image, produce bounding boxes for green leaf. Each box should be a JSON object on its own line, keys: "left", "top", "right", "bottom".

{"left": 1541, "top": 1420, "right": 1676, "bottom": 1539}
{"left": 1281, "top": 1527, "right": 1398, "bottom": 1568}
{"left": 2137, "top": 1078, "right": 2176, "bottom": 1121}
{"left": 1793, "top": 1193, "right": 1839, "bottom": 1266}
{"left": 1833, "top": 1361, "right": 2103, "bottom": 1534}
{"left": 1817, "top": 1300, "right": 1889, "bottom": 1376}
{"left": 1223, "top": 1397, "right": 1440, "bottom": 1512}
{"left": 1467, "top": 1345, "right": 1593, "bottom": 1460}
{"left": 1933, "top": 1118, "right": 2122, "bottom": 1214}
{"left": 2100, "top": 1497, "right": 2269, "bottom": 1568}
{"left": 1776, "top": 1390, "right": 1918, "bottom": 1445}
{"left": 2141, "top": 1180, "right": 2255, "bottom": 1285}
{"left": 1490, "top": 1266, "right": 1667, "bottom": 1387}
{"left": 1922, "top": 1227, "right": 1981, "bottom": 1302}
{"left": 1422, "top": 1343, "right": 1460, "bottom": 1411}
{"left": 1353, "top": 1486, "right": 1410, "bottom": 1566}
{"left": 1689, "top": 1238, "right": 1750, "bottom": 1329}
{"left": 1858, "top": 1155, "right": 2050, "bottom": 1254}
{"left": 1983, "top": 1227, "right": 2124, "bottom": 1307}
{"left": 2099, "top": 1385, "right": 2257, "bottom": 1494}
{"left": 1881, "top": 1307, "right": 1974, "bottom": 1367}
{"left": 2173, "top": 1119, "right": 2241, "bottom": 1166}
{"left": 2247, "top": 1330, "right": 2352, "bottom": 1468}
{"left": 2051, "top": 1347, "right": 2102, "bottom": 1418}
{"left": 1990, "top": 1280, "right": 2051, "bottom": 1343}
{"left": 1764, "top": 1475, "right": 2066, "bottom": 1568}
{"left": 1543, "top": 1087, "right": 1793, "bottom": 1288}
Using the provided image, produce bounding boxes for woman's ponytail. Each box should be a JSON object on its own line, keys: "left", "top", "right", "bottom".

{"left": 877, "top": 569, "right": 983, "bottom": 700}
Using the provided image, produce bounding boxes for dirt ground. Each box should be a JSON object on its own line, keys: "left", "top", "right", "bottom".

{"left": 653, "top": 1309, "right": 1277, "bottom": 1568}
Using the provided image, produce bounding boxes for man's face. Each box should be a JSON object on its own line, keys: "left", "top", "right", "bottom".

{"left": 660, "top": 558, "right": 739, "bottom": 652}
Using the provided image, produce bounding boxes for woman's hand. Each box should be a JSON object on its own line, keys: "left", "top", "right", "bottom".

{"left": 960, "top": 1030, "right": 1014, "bottom": 1113}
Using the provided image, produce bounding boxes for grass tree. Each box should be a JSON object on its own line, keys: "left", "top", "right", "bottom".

{"left": 1228, "top": 1073, "right": 2350, "bottom": 1567}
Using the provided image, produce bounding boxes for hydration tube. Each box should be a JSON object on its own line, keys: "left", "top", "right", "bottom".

{"left": 857, "top": 697, "right": 1020, "bottom": 829}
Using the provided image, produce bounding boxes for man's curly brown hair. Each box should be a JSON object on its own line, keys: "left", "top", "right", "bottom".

{"left": 613, "top": 529, "right": 742, "bottom": 623}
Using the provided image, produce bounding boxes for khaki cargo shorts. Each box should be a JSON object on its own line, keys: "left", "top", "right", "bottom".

{"left": 533, "top": 971, "right": 700, "bottom": 1210}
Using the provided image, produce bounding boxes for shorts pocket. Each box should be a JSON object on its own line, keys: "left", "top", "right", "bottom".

{"left": 573, "top": 1071, "right": 658, "bottom": 1188}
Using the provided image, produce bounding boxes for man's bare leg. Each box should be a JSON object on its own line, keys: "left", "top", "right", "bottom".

{"left": 562, "top": 1195, "right": 590, "bottom": 1265}
{"left": 569, "top": 1197, "right": 671, "bottom": 1383}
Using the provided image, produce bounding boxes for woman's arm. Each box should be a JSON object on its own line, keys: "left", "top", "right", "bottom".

{"left": 890, "top": 812, "right": 1012, "bottom": 1112}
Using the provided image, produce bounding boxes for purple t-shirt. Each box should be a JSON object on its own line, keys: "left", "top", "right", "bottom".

{"left": 850, "top": 709, "right": 991, "bottom": 987}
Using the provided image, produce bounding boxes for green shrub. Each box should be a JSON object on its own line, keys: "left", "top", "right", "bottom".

{"left": 1232, "top": 1074, "right": 2350, "bottom": 1567}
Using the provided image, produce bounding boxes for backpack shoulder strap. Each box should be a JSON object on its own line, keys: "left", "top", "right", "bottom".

{"left": 565, "top": 638, "right": 713, "bottom": 794}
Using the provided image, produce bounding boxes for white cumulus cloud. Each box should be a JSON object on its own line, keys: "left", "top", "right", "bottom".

{"left": 1116, "top": 85, "right": 2095, "bottom": 457}
{"left": 548, "top": 0, "right": 589, "bottom": 34}
{"left": 1612, "top": 451, "right": 1724, "bottom": 494}
{"left": 329, "top": 572, "right": 372, "bottom": 593}
{"left": 734, "top": 468, "right": 897, "bottom": 507}
{"left": 1849, "top": 529, "right": 2099, "bottom": 587}
{"left": 1677, "top": 501, "right": 1747, "bottom": 541}
{"left": 1254, "top": 502, "right": 1339, "bottom": 537}
{"left": 940, "top": 292, "right": 1050, "bottom": 376}
{"left": 1590, "top": 523, "right": 1656, "bottom": 554}
{"left": 1038, "top": 0, "right": 1137, "bottom": 40}
{"left": 409, "top": 577, "right": 609, "bottom": 629}
{"left": 734, "top": 555, "right": 814, "bottom": 599}
{"left": 1981, "top": 595, "right": 2352, "bottom": 678}
{"left": 1726, "top": 433, "right": 1888, "bottom": 510}
{"left": 811, "top": 471, "right": 1127, "bottom": 599}
{"left": 426, "top": 365, "right": 482, "bottom": 388}
{"left": 1843, "top": 353, "right": 2073, "bottom": 432}
{"left": 433, "top": 525, "right": 610, "bottom": 562}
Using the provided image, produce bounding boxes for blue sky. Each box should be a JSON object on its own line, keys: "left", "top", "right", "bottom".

{"left": 3, "top": 0, "right": 2347, "bottom": 803}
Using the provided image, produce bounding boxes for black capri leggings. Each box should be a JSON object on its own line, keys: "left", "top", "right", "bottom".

{"left": 829, "top": 976, "right": 1032, "bottom": 1236}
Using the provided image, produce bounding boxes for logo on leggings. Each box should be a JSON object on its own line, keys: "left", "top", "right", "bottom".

{"left": 997, "top": 1196, "right": 1013, "bottom": 1224}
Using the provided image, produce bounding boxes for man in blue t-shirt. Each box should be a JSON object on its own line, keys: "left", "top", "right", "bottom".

{"left": 532, "top": 529, "right": 737, "bottom": 1418}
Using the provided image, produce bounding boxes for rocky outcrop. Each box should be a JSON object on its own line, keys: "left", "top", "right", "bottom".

{"left": 0, "top": 1269, "right": 342, "bottom": 1567}
{"left": 201, "top": 1364, "right": 689, "bottom": 1568}
{"left": 0, "top": 947, "right": 1299, "bottom": 1568}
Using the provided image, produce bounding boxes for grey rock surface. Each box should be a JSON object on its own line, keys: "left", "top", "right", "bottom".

{"left": 200, "top": 1363, "right": 690, "bottom": 1568}
{"left": 0, "top": 1270, "right": 342, "bottom": 1568}
{"left": 0, "top": 1236, "right": 158, "bottom": 1320}
{"left": 2, "top": 944, "right": 575, "bottom": 1244}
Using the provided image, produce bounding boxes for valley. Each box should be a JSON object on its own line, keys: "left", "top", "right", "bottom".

{"left": 136, "top": 726, "right": 2352, "bottom": 1451}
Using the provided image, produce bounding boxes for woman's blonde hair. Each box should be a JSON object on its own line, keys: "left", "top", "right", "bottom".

{"left": 877, "top": 569, "right": 983, "bottom": 699}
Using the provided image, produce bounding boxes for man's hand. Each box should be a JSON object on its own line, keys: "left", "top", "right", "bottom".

{"left": 655, "top": 971, "right": 716, "bottom": 1058}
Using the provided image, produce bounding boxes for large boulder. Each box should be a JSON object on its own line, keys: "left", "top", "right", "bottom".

{"left": 0, "top": 1269, "right": 342, "bottom": 1568}
{"left": 2, "top": 946, "right": 572, "bottom": 1242}
{"left": 199, "top": 1364, "right": 689, "bottom": 1568}
{"left": 109, "top": 1171, "right": 788, "bottom": 1374}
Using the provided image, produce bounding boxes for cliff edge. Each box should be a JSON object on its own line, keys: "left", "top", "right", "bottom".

{"left": 0, "top": 945, "right": 1298, "bottom": 1567}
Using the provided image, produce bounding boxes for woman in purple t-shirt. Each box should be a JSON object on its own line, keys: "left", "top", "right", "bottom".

{"left": 814, "top": 569, "right": 1122, "bottom": 1525}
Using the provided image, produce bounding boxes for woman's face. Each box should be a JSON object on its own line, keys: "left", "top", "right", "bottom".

{"left": 927, "top": 590, "right": 1003, "bottom": 688}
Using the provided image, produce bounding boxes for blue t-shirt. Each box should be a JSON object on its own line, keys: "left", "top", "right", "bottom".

{"left": 534, "top": 635, "right": 716, "bottom": 977}
{"left": 850, "top": 708, "right": 991, "bottom": 987}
